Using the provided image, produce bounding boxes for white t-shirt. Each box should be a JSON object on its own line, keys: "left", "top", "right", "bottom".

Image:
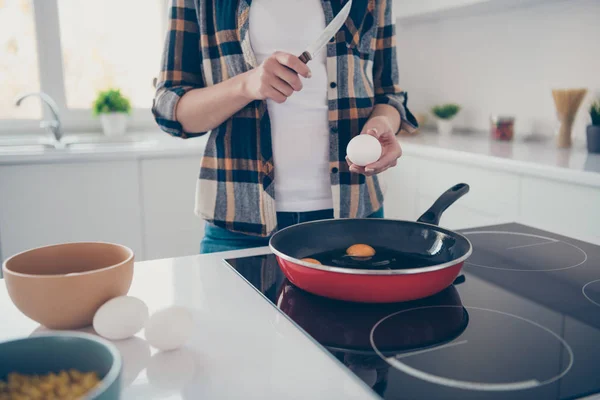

{"left": 249, "top": 0, "right": 333, "bottom": 212}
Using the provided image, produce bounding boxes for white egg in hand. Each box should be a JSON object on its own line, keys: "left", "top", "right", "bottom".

{"left": 144, "top": 306, "right": 194, "bottom": 351}
{"left": 346, "top": 134, "right": 382, "bottom": 167}
{"left": 93, "top": 296, "right": 149, "bottom": 340}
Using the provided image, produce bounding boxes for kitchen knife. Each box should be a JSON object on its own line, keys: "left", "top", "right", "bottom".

{"left": 298, "top": 0, "right": 352, "bottom": 64}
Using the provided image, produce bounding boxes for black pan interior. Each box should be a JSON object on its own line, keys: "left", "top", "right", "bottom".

{"left": 270, "top": 219, "right": 471, "bottom": 268}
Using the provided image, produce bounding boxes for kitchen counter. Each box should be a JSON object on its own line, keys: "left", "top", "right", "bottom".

{"left": 0, "top": 247, "right": 379, "bottom": 400}
{"left": 2, "top": 222, "right": 600, "bottom": 399}
{"left": 399, "top": 130, "right": 600, "bottom": 188}
{"left": 0, "top": 132, "right": 209, "bottom": 165}
{"left": 1, "top": 129, "right": 599, "bottom": 187}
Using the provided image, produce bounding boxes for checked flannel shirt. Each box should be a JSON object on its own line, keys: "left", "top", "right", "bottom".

{"left": 153, "top": 0, "right": 417, "bottom": 237}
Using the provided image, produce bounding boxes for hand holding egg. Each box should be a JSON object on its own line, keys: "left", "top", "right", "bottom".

{"left": 346, "top": 115, "right": 403, "bottom": 176}
{"left": 346, "top": 135, "right": 382, "bottom": 167}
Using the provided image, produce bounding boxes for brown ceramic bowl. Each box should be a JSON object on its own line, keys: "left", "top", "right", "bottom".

{"left": 2, "top": 242, "right": 134, "bottom": 330}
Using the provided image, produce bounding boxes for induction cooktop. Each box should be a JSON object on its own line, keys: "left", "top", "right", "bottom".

{"left": 224, "top": 223, "right": 600, "bottom": 400}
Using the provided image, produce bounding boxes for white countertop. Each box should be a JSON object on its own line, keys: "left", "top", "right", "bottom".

{"left": 3, "top": 224, "right": 600, "bottom": 399}
{"left": 0, "top": 132, "right": 209, "bottom": 165}
{"left": 1, "top": 129, "right": 599, "bottom": 187}
{"left": 0, "top": 247, "right": 379, "bottom": 400}
{"left": 399, "top": 130, "right": 600, "bottom": 188}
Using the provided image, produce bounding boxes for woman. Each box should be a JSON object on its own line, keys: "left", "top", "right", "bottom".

{"left": 153, "top": 0, "right": 417, "bottom": 253}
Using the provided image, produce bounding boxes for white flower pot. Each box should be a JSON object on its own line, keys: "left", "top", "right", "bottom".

{"left": 436, "top": 119, "right": 453, "bottom": 136}
{"left": 100, "top": 113, "right": 128, "bottom": 137}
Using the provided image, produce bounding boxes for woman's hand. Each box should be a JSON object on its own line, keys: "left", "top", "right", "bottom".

{"left": 243, "top": 52, "right": 312, "bottom": 104}
{"left": 346, "top": 115, "right": 402, "bottom": 176}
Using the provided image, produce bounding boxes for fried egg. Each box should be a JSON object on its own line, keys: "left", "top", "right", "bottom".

{"left": 346, "top": 244, "right": 376, "bottom": 258}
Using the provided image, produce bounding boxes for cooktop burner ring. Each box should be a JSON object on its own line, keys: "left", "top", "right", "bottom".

{"left": 369, "top": 306, "right": 574, "bottom": 392}
{"left": 582, "top": 279, "right": 600, "bottom": 308}
{"left": 462, "top": 231, "right": 588, "bottom": 272}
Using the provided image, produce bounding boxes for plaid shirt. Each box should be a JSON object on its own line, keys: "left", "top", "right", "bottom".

{"left": 153, "top": 0, "right": 417, "bottom": 237}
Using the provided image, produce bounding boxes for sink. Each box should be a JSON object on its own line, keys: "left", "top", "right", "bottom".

{"left": 0, "top": 134, "right": 161, "bottom": 154}
{"left": 65, "top": 140, "right": 159, "bottom": 151}
{"left": 0, "top": 144, "right": 57, "bottom": 154}
{"left": 61, "top": 133, "right": 159, "bottom": 145}
{"left": 0, "top": 135, "right": 56, "bottom": 147}
{"left": 61, "top": 134, "right": 161, "bottom": 151}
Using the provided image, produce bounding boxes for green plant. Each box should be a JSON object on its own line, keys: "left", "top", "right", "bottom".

{"left": 431, "top": 104, "right": 461, "bottom": 120}
{"left": 92, "top": 89, "right": 131, "bottom": 116}
{"left": 590, "top": 100, "right": 600, "bottom": 126}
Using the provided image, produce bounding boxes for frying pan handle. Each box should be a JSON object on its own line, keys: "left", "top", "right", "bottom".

{"left": 417, "top": 183, "right": 470, "bottom": 226}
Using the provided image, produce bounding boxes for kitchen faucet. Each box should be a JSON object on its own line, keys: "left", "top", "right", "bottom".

{"left": 15, "top": 92, "right": 64, "bottom": 143}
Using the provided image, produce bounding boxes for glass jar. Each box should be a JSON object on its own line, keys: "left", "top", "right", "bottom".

{"left": 490, "top": 116, "right": 515, "bottom": 141}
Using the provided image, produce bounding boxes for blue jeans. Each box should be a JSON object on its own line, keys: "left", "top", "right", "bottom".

{"left": 200, "top": 207, "right": 384, "bottom": 254}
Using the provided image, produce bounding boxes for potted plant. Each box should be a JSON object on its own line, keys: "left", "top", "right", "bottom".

{"left": 93, "top": 89, "right": 132, "bottom": 137}
{"left": 432, "top": 104, "right": 461, "bottom": 136}
{"left": 587, "top": 100, "right": 600, "bottom": 154}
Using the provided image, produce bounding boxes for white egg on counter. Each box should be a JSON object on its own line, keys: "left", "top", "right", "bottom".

{"left": 93, "top": 296, "right": 149, "bottom": 340}
{"left": 346, "top": 134, "right": 382, "bottom": 167}
{"left": 144, "top": 306, "right": 194, "bottom": 351}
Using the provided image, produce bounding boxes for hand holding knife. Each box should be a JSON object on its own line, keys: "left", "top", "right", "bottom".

{"left": 243, "top": 0, "right": 351, "bottom": 103}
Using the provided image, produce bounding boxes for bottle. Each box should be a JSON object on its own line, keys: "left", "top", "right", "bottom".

{"left": 490, "top": 116, "right": 515, "bottom": 141}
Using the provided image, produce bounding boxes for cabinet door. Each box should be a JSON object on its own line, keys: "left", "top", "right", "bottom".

{"left": 380, "top": 154, "right": 520, "bottom": 228}
{"left": 520, "top": 176, "right": 600, "bottom": 243}
{"left": 379, "top": 154, "right": 420, "bottom": 221}
{"left": 416, "top": 158, "right": 520, "bottom": 229}
{"left": 0, "top": 161, "right": 144, "bottom": 262}
{"left": 140, "top": 157, "right": 205, "bottom": 260}
{"left": 416, "top": 194, "right": 505, "bottom": 230}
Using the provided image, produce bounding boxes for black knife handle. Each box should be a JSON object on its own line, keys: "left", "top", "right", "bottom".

{"left": 299, "top": 51, "right": 311, "bottom": 64}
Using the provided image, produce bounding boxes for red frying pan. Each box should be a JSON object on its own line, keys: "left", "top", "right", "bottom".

{"left": 269, "top": 183, "right": 472, "bottom": 303}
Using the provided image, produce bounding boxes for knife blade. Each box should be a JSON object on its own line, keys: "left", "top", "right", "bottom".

{"left": 299, "top": 0, "right": 352, "bottom": 64}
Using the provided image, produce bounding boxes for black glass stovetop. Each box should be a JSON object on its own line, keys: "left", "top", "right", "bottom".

{"left": 224, "top": 223, "right": 600, "bottom": 400}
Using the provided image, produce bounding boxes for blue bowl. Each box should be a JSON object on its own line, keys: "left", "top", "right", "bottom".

{"left": 0, "top": 332, "right": 122, "bottom": 399}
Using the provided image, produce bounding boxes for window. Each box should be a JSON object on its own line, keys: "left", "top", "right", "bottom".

{"left": 0, "top": 0, "right": 41, "bottom": 119}
{"left": 57, "top": 0, "right": 163, "bottom": 109}
{"left": 0, "top": 0, "right": 167, "bottom": 131}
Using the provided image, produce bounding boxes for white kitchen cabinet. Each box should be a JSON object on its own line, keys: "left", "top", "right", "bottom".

{"left": 416, "top": 194, "right": 508, "bottom": 230}
{"left": 384, "top": 154, "right": 519, "bottom": 230}
{"left": 380, "top": 154, "right": 419, "bottom": 221}
{"left": 140, "top": 157, "right": 205, "bottom": 260}
{"left": 416, "top": 158, "right": 520, "bottom": 228}
{"left": 0, "top": 161, "right": 144, "bottom": 262}
{"left": 386, "top": 148, "right": 600, "bottom": 240}
{"left": 1, "top": 133, "right": 598, "bottom": 265}
{"left": 520, "top": 176, "right": 600, "bottom": 243}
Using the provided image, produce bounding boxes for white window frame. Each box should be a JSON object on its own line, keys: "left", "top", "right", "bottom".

{"left": 1, "top": 0, "right": 169, "bottom": 135}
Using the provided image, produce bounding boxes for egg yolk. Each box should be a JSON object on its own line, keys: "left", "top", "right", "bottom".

{"left": 346, "top": 244, "right": 376, "bottom": 258}
{"left": 301, "top": 258, "right": 322, "bottom": 265}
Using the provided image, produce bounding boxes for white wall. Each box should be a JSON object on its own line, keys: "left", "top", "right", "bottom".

{"left": 395, "top": 0, "right": 600, "bottom": 141}
{"left": 393, "top": 0, "right": 486, "bottom": 19}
